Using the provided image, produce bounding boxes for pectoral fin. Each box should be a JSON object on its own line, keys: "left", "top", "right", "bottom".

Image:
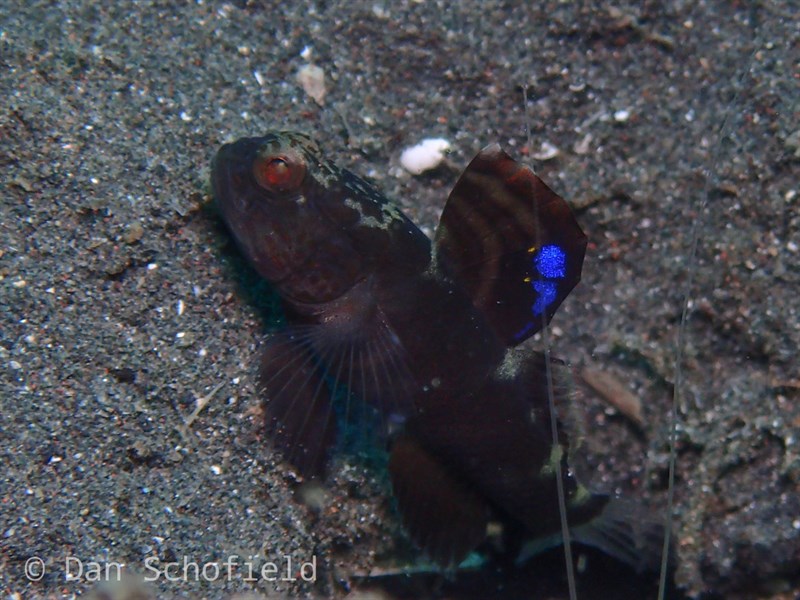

{"left": 388, "top": 435, "right": 490, "bottom": 568}
{"left": 258, "top": 334, "right": 337, "bottom": 480}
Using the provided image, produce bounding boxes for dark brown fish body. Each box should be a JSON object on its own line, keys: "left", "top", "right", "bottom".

{"left": 212, "top": 131, "right": 664, "bottom": 571}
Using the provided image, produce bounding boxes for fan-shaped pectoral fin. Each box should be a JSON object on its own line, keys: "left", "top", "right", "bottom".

{"left": 258, "top": 334, "right": 337, "bottom": 480}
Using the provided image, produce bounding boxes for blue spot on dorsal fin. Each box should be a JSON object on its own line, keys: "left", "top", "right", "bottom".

{"left": 512, "top": 321, "right": 536, "bottom": 341}
{"left": 534, "top": 244, "right": 566, "bottom": 279}
{"left": 532, "top": 280, "right": 557, "bottom": 316}
{"left": 512, "top": 244, "right": 570, "bottom": 339}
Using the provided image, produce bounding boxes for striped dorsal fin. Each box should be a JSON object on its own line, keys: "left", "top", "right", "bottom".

{"left": 435, "top": 144, "right": 587, "bottom": 346}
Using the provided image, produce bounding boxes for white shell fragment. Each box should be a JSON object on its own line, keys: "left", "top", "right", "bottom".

{"left": 399, "top": 138, "right": 451, "bottom": 175}
{"left": 531, "top": 141, "right": 560, "bottom": 161}
{"left": 296, "top": 63, "right": 326, "bottom": 105}
{"left": 614, "top": 108, "right": 631, "bottom": 122}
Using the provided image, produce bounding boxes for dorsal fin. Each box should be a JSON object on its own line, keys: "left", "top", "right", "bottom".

{"left": 435, "top": 145, "right": 587, "bottom": 346}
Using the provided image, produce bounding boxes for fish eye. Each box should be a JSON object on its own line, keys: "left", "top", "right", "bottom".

{"left": 253, "top": 151, "right": 306, "bottom": 192}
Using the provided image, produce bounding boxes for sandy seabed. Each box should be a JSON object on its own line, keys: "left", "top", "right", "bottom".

{"left": 1, "top": 2, "right": 798, "bottom": 598}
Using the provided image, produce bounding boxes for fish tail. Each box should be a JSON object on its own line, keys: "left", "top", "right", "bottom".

{"left": 571, "top": 494, "right": 673, "bottom": 574}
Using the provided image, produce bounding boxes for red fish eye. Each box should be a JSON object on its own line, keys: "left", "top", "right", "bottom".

{"left": 253, "top": 152, "right": 305, "bottom": 192}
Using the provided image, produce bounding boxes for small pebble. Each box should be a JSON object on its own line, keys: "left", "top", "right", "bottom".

{"left": 123, "top": 221, "right": 144, "bottom": 244}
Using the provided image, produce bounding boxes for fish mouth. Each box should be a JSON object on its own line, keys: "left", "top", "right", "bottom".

{"left": 211, "top": 142, "right": 249, "bottom": 214}
{"left": 210, "top": 152, "right": 228, "bottom": 205}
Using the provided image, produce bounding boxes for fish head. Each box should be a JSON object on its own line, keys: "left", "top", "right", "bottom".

{"left": 212, "top": 131, "right": 367, "bottom": 303}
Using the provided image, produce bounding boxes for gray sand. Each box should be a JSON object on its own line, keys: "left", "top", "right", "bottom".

{"left": 1, "top": 1, "right": 798, "bottom": 598}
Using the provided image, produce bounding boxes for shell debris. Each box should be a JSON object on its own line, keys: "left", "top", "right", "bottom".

{"left": 399, "top": 138, "right": 451, "bottom": 175}
{"left": 581, "top": 366, "right": 644, "bottom": 426}
{"left": 296, "top": 63, "right": 327, "bottom": 105}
